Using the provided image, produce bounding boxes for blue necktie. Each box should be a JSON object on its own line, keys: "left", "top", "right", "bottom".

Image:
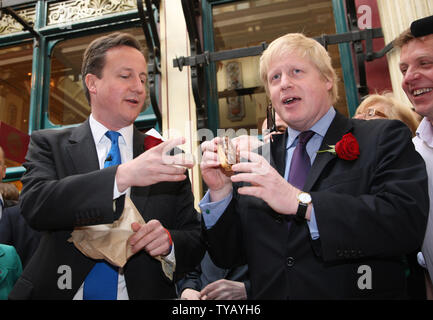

{"left": 83, "top": 131, "right": 121, "bottom": 300}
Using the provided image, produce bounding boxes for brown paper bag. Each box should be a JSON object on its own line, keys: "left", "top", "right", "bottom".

{"left": 68, "top": 196, "right": 175, "bottom": 279}
{"left": 68, "top": 196, "right": 144, "bottom": 267}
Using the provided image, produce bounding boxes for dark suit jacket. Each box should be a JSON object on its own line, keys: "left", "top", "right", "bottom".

{"left": 9, "top": 120, "right": 204, "bottom": 300}
{"left": 3, "top": 199, "right": 18, "bottom": 209}
{"left": 204, "top": 112, "right": 429, "bottom": 299}
{"left": 0, "top": 205, "right": 41, "bottom": 268}
{"left": 177, "top": 251, "right": 250, "bottom": 298}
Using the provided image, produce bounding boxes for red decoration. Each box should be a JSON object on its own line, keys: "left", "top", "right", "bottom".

{"left": 317, "top": 132, "right": 360, "bottom": 161}
{"left": 144, "top": 135, "right": 163, "bottom": 150}
{"left": 0, "top": 121, "right": 30, "bottom": 164}
{"left": 335, "top": 133, "right": 360, "bottom": 160}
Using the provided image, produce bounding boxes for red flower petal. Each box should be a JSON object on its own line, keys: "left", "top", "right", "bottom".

{"left": 335, "top": 133, "right": 360, "bottom": 161}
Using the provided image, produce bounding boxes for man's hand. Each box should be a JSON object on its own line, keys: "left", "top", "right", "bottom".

{"left": 231, "top": 151, "right": 306, "bottom": 217}
{"left": 116, "top": 137, "right": 194, "bottom": 192}
{"left": 200, "top": 279, "right": 247, "bottom": 300}
{"left": 181, "top": 288, "right": 201, "bottom": 300}
{"left": 231, "top": 135, "right": 264, "bottom": 152}
{"left": 128, "top": 220, "right": 171, "bottom": 256}
{"left": 200, "top": 137, "right": 233, "bottom": 202}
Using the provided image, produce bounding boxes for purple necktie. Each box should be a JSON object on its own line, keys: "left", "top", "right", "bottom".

{"left": 286, "top": 131, "right": 314, "bottom": 228}
{"left": 287, "top": 130, "right": 315, "bottom": 190}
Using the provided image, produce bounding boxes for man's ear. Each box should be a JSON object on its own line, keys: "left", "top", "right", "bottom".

{"left": 85, "top": 74, "right": 98, "bottom": 95}
{"left": 325, "top": 76, "right": 333, "bottom": 92}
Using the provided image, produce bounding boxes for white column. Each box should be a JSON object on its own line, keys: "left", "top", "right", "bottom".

{"left": 160, "top": 0, "right": 203, "bottom": 207}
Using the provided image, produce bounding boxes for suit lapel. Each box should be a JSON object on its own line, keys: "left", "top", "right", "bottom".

{"left": 304, "top": 112, "right": 353, "bottom": 192}
{"left": 64, "top": 120, "right": 99, "bottom": 174}
{"left": 270, "top": 131, "right": 287, "bottom": 177}
{"left": 132, "top": 126, "right": 145, "bottom": 159}
{"left": 130, "top": 127, "right": 151, "bottom": 209}
{"left": 66, "top": 122, "right": 151, "bottom": 216}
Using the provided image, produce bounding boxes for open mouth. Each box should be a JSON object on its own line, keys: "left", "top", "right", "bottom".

{"left": 412, "top": 88, "right": 432, "bottom": 97}
{"left": 125, "top": 98, "right": 139, "bottom": 104}
{"left": 282, "top": 97, "right": 301, "bottom": 105}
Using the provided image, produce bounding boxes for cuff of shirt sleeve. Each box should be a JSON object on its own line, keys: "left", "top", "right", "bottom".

{"left": 307, "top": 206, "right": 320, "bottom": 240}
{"left": 199, "top": 190, "right": 233, "bottom": 229}
{"left": 163, "top": 243, "right": 176, "bottom": 266}
{"left": 417, "top": 251, "right": 427, "bottom": 269}
{"left": 113, "top": 176, "right": 128, "bottom": 200}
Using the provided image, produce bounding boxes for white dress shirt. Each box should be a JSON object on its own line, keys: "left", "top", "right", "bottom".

{"left": 73, "top": 114, "right": 133, "bottom": 300}
{"left": 413, "top": 118, "right": 433, "bottom": 279}
{"left": 73, "top": 115, "right": 175, "bottom": 299}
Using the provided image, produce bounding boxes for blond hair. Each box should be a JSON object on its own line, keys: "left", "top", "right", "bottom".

{"left": 355, "top": 92, "right": 420, "bottom": 136}
{"left": 259, "top": 33, "right": 339, "bottom": 104}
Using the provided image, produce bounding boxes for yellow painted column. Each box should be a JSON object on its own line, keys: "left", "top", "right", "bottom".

{"left": 159, "top": 0, "right": 203, "bottom": 208}
{"left": 377, "top": 0, "right": 433, "bottom": 105}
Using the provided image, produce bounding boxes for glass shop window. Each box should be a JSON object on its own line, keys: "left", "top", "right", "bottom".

{"left": 0, "top": 42, "right": 33, "bottom": 168}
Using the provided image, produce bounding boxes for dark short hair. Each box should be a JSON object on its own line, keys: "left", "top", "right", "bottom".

{"left": 81, "top": 32, "right": 144, "bottom": 104}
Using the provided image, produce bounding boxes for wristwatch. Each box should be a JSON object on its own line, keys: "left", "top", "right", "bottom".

{"left": 295, "top": 192, "right": 312, "bottom": 222}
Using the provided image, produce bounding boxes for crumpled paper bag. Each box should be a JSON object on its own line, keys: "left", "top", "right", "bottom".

{"left": 68, "top": 196, "right": 175, "bottom": 280}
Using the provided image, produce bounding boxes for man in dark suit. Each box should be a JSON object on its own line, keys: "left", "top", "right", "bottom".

{"left": 9, "top": 32, "right": 204, "bottom": 300}
{"left": 199, "top": 33, "right": 429, "bottom": 299}
{"left": 0, "top": 147, "right": 19, "bottom": 219}
{"left": 0, "top": 205, "right": 41, "bottom": 268}
{"left": 0, "top": 183, "right": 18, "bottom": 209}
{"left": 178, "top": 252, "right": 250, "bottom": 300}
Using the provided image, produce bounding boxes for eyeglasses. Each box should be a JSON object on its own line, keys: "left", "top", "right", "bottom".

{"left": 356, "top": 107, "right": 387, "bottom": 120}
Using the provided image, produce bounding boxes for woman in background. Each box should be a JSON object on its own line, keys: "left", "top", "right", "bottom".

{"left": 354, "top": 92, "right": 420, "bottom": 137}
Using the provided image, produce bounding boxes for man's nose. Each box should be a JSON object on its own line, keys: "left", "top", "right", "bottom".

{"left": 131, "top": 76, "right": 145, "bottom": 93}
{"left": 403, "top": 66, "right": 420, "bottom": 83}
{"left": 280, "top": 74, "right": 293, "bottom": 90}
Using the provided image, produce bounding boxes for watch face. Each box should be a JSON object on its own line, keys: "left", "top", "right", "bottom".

{"left": 298, "top": 192, "right": 312, "bottom": 204}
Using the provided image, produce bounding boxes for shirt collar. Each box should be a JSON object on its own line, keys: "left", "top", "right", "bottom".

{"left": 286, "top": 107, "right": 336, "bottom": 149}
{"left": 89, "top": 114, "right": 134, "bottom": 147}
{"left": 416, "top": 117, "right": 433, "bottom": 148}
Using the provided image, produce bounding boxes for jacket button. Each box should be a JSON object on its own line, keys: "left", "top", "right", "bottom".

{"left": 287, "top": 256, "right": 295, "bottom": 267}
{"left": 275, "top": 215, "right": 283, "bottom": 223}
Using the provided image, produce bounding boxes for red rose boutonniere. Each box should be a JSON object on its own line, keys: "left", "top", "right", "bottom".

{"left": 317, "top": 132, "right": 360, "bottom": 160}
{"left": 144, "top": 135, "right": 163, "bottom": 150}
